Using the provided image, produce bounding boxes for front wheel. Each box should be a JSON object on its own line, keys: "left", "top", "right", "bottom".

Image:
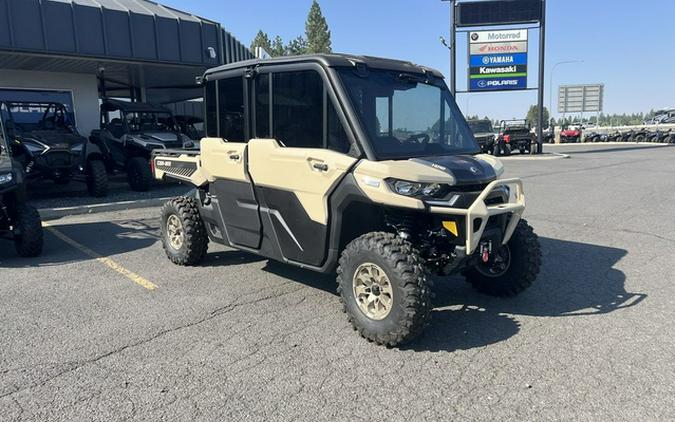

{"left": 86, "top": 159, "right": 108, "bottom": 197}
{"left": 160, "top": 196, "right": 209, "bottom": 266}
{"left": 464, "top": 219, "right": 541, "bottom": 297}
{"left": 337, "top": 232, "right": 432, "bottom": 347}
{"left": 14, "top": 204, "right": 44, "bottom": 257}
{"left": 127, "top": 157, "right": 152, "bottom": 192}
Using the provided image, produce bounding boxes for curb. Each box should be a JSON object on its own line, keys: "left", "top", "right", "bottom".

{"left": 39, "top": 197, "right": 170, "bottom": 221}
{"left": 500, "top": 152, "right": 570, "bottom": 160}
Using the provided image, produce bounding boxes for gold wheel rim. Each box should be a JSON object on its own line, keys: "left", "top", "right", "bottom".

{"left": 352, "top": 263, "right": 394, "bottom": 321}
{"left": 166, "top": 215, "right": 184, "bottom": 250}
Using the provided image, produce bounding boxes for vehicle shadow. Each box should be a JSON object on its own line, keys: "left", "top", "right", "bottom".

{"left": 406, "top": 237, "right": 645, "bottom": 352}
{"left": 0, "top": 219, "right": 159, "bottom": 268}
{"left": 200, "top": 236, "right": 644, "bottom": 353}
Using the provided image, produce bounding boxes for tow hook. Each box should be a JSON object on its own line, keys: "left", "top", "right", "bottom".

{"left": 480, "top": 241, "right": 493, "bottom": 263}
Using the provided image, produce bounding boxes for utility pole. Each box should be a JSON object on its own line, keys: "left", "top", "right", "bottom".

{"left": 535, "top": 0, "right": 546, "bottom": 154}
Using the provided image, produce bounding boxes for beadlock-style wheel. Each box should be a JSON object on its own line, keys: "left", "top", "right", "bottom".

{"left": 166, "top": 214, "right": 185, "bottom": 250}
{"left": 474, "top": 245, "right": 512, "bottom": 278}
{"left": 352, "top": 263, "right": 394, "bottom": 321}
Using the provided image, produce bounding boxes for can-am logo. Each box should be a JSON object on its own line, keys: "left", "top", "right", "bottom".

{"left": 479, "top": 44, "right": 520, "bottom": 53}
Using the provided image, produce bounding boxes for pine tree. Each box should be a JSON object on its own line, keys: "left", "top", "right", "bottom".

{"left": 250, "top": 30, "right": 271, "bottom": 55}
{"left": 286, "top": 36, "right": 308, "bottom": 56}
{"left": 270, "top": 35, "right": 286, "bottom": 57}
{"left": 305, "top": 1, "right": 332, "bottom": 54}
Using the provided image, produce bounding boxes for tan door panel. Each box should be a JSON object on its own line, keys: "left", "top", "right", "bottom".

{"left": 200, "top": 137, "right": 247, "bottom": 182}
{"left": 247, "top": 138, "right": 357, "bottom": 224}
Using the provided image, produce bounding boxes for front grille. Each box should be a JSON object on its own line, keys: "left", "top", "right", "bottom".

{"left": 43, "top": 151, "right": 72, "bottom": 168}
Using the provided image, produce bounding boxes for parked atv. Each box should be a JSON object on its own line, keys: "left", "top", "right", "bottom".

{"left": 5, "top": 102, "right": 108, "bottom": 197}
{"left": 631, "top": 127, "right": 651, "bottom": 143}
{"left": 0, "top": 102, "right": 43, "bottom": 257}
{"left": 467, "top": 119, "right": 496, "bottom": 154}
{"left": 90, "top": 99, "right": 193, "bottom": 192}
{"left": 560, "top": 125, "right": 582, "bottom": 143}
{"left": 152, "top": 54, "right": 542, "bottom": 347}
{"left": 496, "top": 120, "right": 534, "bottom": 154}
{"left": 584, "top": 131, "right": 602, "bottom": 143}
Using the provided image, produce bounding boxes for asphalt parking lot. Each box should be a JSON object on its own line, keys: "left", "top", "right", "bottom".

{"left": 1, "top": 143, "right": 674, "bottom": 421}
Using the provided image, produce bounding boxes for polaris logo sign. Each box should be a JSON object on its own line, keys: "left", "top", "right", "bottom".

{"left": 468, "top": 30, "right": 528, "bottom": 92}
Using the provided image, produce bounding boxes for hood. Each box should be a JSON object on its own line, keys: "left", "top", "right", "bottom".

{"left": 20, "top": 130, "right": 86, "bottom": 148}
{"left": 410, "top": 155, "right": 497, "bottom": 185}
{"left": 472, "top": 132, "right": 494, "bottom": 140}
{"left": 133, "top": 132, "right": 180, "bottom": 143}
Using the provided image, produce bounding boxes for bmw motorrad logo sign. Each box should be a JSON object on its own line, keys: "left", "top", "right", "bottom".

{"left": 471, "top": 33, "right": 479, "bottom": 41}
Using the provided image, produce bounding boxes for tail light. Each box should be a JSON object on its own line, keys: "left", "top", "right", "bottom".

{"left": 150, "top": 157, "right": 155, "bottom": 177}
{"left": 503, "top": 135, "right": 511, "bottom": 143}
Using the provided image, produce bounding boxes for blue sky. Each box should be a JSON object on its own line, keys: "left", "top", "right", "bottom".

{"left": 161, "top": 0, "right": 675, "bottom": 120}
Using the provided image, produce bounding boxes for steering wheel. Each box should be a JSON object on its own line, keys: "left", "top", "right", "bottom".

{"left": 406, "top": 133, "right": 430, "bottom": 144}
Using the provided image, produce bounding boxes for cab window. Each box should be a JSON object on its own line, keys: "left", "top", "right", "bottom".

{"left": 269, "top": 69, "right": 353, "bottom": 154}
{"left": 218, "top": 77, "right": 245, "bottom": 142}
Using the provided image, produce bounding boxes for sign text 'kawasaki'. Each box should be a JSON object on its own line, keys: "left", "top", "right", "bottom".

{"left": 468, "top": 30, "right": 528, "bottom": 92}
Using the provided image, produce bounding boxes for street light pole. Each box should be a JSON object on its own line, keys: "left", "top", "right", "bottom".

{"left": 549, "top": 60, "right": 583, "bottom": 120}
{"left": 440, "top": 0, "right": 456, "bottom": 97}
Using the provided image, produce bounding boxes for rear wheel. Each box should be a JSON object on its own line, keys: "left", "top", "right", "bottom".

{"left": 337, "top": 232, "right": 432, "bottom": 346}
{"left": 14, "top": 204, "right": 43, "bottom": 257}
{"left": 464, "top": 219, "right": 541, "bottom": 297}
{"left": 86, "top": 159, "right": 108, "bottom": 197}
{"left": 160, "top": 197, "right": 208, "bottom": 266}
{"left": 127, "top": 157, "right": 152, "bottom": 192}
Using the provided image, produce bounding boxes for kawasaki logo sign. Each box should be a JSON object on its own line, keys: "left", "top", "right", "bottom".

{"left": 468, "top": 30, "right": 528, "bottom": 92}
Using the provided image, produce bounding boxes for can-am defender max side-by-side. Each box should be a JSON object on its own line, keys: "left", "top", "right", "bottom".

{"left": 90, "top": 99, "right": 195, "bottom": 192}
{"left": 0, "top": 102, "right": 43, "bottom": 257}
{"left": 5, "top": 102, "right": 108, "bottom": 197}
{"left": 153, "top": 55, "right": 542, "bottom": 346}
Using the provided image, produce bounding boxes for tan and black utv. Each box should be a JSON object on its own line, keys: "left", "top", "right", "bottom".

{"left": 153, "top": 54, "right": 541, "bottom": 346}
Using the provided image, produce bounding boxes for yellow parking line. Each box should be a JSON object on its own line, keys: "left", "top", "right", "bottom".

{"left": 44, "top": 224, "right": 158, "bottom": 291}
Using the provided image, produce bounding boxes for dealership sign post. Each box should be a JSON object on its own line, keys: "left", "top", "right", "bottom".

{"left": 468, "top": 29, "right": 528, "bottom": 92}
{"left": 443, "top": 0, "right": 546, "bottom": 154}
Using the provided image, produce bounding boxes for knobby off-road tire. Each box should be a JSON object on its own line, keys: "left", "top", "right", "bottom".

{"left": 160, "top": 197, "right": 208, "bottom": 266}
{"left": 86, "top": 159, "right": 108, "bottom": 197}
{"left": 14, "top": 204, "right": 44, "bottom": 258}
{"left": 464, "top": 219, "right": 541, "bottom": 297}
{"left": 127, "top": 157, "right": 152, "bottom": 192}
{"left": 337, "top": 232, "right": 433, "bottom": 347}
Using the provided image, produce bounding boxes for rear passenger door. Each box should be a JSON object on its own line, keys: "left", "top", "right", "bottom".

{"left": 203, "top": 73, "right": 262, "bottom": 249}
{"left": 247, "top": 67, "right": 358, "bottom": 267}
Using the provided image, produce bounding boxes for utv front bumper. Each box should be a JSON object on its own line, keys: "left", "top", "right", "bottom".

{"left": 426, "top": 178, "right": 525, "bottom": 254}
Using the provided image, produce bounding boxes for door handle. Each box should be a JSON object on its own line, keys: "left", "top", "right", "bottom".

{"left": 228, "top": 154, "right": 240, "bottom": 160}
{"left": 312, "top": 163, "right": 329, "bottom": 172}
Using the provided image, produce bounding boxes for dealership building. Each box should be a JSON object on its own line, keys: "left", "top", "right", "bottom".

{"left": 0, "top": 0, "right": 253, "bottom": 135}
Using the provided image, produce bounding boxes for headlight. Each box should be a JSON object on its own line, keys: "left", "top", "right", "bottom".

{"left": 0, "top": 172, "right": 13, "bottom": 184}
{"left": 24, "top": 141, "right": 47, "bottom": 153}
{"left": 71, "top": 143, "right": 85, "bottom": 153}
{"left": 387, "top": 179, "right": 446, "bottom": 198}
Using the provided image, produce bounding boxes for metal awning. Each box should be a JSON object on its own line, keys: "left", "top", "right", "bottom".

{"left": 0, "top": 0, "right": 254, "bottom": 103}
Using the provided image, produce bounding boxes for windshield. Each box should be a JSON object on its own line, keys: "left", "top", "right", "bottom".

{"left": 338, "top": 69, "right": 479, "bottom": 159}
{"left": 0, "top": 103, "right": 11, "bottom": 173}
{"left": 468, "top": 121, "right": 493, "bottom": 133}
{"left": 124, "top": 112, "right": 175, "bottom": 133}
{"left": 7, "top": 102, "right": 74, "bottom": 133}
